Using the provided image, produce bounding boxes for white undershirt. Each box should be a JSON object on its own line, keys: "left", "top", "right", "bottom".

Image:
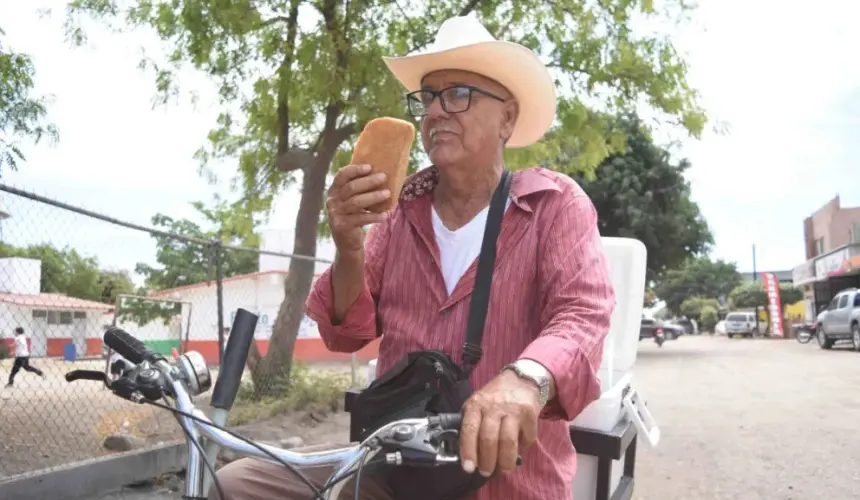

{"left": 431, "top": 199, "right": 511, "bottom": 296}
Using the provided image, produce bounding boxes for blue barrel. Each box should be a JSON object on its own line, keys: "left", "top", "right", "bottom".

{"left": 63, "top": 343, "right": 77, "bottom": 362}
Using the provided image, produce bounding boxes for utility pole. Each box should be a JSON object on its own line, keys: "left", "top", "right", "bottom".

{"left": 752, "top": 244, "right": 760, "bottom": 336}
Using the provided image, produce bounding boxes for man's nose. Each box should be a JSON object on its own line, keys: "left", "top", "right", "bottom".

{"left": 425, "top": 96, "right": 449, "bottom": 119}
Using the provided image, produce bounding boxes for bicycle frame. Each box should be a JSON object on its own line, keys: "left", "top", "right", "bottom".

{"left": 88, "top": 311, "right": 458, "bottom": 500}
{"left": 163, "top": 362, "right": 377, "bottom": 500}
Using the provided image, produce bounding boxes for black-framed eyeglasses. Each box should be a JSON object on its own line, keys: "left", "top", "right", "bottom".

{"left": 405, "top": 85, "right": 507, "bottom": 118}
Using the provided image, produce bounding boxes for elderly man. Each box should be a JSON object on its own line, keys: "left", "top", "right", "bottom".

{"left": 210, "top": 13, "right": 615, "bottom": 500}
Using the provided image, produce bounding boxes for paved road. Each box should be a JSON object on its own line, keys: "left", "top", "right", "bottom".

{"left": 89, "top": 335, "right": 860, "bottom": 499}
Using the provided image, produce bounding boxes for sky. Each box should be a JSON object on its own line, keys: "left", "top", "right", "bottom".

{"left": 0, "top": 0, "right": 859, "bottom": 288}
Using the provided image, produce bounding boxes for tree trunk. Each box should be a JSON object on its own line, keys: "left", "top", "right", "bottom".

{"left": 248, "top": 130, "right": 341, "bottom": 397}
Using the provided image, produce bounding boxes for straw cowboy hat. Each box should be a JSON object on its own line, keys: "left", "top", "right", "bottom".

{"left": 382, "top": 13, "right": 557, "bottom": 148}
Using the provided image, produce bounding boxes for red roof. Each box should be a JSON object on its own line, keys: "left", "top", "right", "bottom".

{"left": 0, "top": 293, "right": 115, "bottom": 311}
{"left": 147, "top": 270, "right": 322, "bottom": 298}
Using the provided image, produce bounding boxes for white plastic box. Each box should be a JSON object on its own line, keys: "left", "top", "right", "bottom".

{"left": 571, "top": 237, "right": 658, "bottom": 500}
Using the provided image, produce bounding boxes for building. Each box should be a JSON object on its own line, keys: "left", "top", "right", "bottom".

{"left": 792, "top": 195, "right": 860, "bottom": 320}
{"left": 0, "top": 257, "right": 114, "bottom": 357}
{"left": 147, "top": 270, "right": 380, "bottom": 365}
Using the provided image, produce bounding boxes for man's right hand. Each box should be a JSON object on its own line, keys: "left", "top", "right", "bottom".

{"left": 326, "top": 164, "right": 391, "bottom": 254}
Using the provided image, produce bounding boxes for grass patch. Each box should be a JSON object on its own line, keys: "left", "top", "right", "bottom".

{"left": 228, "top": 362, "right": 355, "bottom": 426}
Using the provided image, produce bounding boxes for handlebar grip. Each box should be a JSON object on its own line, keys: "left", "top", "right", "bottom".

{"left": 65, "top": 370, "right": 108, "bottom": 383}
{"left": 104, "top": 327, "right": 152, "bottom": 365}
{"left": 430, "top": 413, "right": 462, "bottom": 430}
{"left": 210, "top": 308, "right": 259, "bottom": 411}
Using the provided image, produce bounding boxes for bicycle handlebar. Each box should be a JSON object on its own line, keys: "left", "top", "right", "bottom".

{"left": 68, "top": 309, "right": 474, "bottom": 500}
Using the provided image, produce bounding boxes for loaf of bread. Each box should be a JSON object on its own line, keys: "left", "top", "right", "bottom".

{"left": 350, "top": 117, "right": 416, "bottom": 213}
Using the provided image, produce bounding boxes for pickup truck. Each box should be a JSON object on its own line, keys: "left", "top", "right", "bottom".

{"left": 815, "top": 287, "right": 860, "bottom": 350}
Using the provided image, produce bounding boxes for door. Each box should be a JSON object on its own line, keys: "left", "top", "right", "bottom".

{"left": 30, "top": 311, "right": 48, "bottom": 357}
{"left": 833, "top": 294, "right": 851, "bottom": 335}
{"left": 822, "top": 296, "right": 840, "bottom": 333}
{"left": 72, "top": 312, "right": 88, "bottom": 357}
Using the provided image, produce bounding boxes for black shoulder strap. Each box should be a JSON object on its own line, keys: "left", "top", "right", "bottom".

{"left": 461, "top": 170, "right": 512, "bottom": 375}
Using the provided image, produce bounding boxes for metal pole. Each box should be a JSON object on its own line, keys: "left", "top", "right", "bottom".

{"left": 752, "top": 244, "right": 760, "bottom": 335}
{"left": 214, "top": 240, "right": 225, "bottom": 365}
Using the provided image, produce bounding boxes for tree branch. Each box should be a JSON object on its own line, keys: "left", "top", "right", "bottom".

{"left": 275, "top": 0, "right": 302, "bottom": 162}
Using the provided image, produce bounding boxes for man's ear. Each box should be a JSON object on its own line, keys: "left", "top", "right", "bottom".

{"left": 500, "top": 100, "right": 519, "bottom": 142}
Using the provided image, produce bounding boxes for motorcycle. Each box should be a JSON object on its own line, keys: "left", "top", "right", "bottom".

{"left": 654, "top": 329, "right": 666, "bottom": 347}
{"left": 794, "top": 322, "right": 817, "bottom": 344}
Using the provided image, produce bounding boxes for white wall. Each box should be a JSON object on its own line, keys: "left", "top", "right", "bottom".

{"left": 0, "top": 257, "right": 42, "bottom": 294}
{"left": 158, "top": 273, "right": 321, "bottom": 343}
{"left": 108, "top": 303, "right": 191, "bottom": 342}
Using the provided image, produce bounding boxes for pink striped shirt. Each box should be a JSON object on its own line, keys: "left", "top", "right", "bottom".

{"left": 306, "top": 166, "right": 616, "bottom": 500}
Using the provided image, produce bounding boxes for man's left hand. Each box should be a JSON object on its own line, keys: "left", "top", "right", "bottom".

{"left": 458, "top": 370, "right": 541, "bottom": 477}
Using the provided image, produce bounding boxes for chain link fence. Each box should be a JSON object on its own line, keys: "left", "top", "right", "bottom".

{"left": 0, "top": 183, "right": 341, "bottom": 480}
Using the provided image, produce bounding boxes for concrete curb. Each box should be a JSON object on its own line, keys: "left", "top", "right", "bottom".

{"left": 0, "top": 442, "right": 187, "bottom": 500}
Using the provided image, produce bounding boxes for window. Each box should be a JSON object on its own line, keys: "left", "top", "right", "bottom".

{"left": 854, "top": 294, "right": 860, "bottom": 307}
{"left": 815, "top": 237, "right": 825, "bottom": 255}
{"left": 33, "top": 309, "right": 86, "bottom": 324}
{"left": 838, "top": 295, "right": 849, "bottom": 309}
{"left": 828, "top": 297, "right": 840, "bottom": 310}
{"left": 852, "top": 223, "right": 860, "bottom": 244}
{"left": 46, "top": 310, "right": 73, "bottom": 325}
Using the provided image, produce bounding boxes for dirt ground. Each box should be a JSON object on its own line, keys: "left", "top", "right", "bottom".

{"left": 10, "top": 335, "right": 860, "bottom": 500}
{"left": 0, "top": 357, "right": 355, "bottom": 479}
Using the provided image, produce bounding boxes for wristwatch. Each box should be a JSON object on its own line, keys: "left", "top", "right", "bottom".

{"left": 502, "top": 359, "right": 552, "bottom": 408}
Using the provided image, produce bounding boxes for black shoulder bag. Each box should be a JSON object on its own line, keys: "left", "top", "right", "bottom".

{"left": 346, "top": 170, "right": 512, "bottom": 500}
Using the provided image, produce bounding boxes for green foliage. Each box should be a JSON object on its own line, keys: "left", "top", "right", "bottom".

{"left": 574, "top": 113, "right": 713, "bottom": 282}
{"left": 135, "top": 197, "right": 260, "bottom": 291}
{"left": 66, "top": 0, "right": 709, "bottom": 387}
{"left": 653, "top": 307, "right": 670, "bottom": 320}
{"left": 700, "top": 305, "right": 718, "bottom": 332}
{"left": 728, "top": 282, "right": 804, "bottom": 310}
{"left": 0, "top": 242, "right": 134, "bottom": 303}
{"left": 66, "top": 0, "right": 708, "bottom": 208}
{"left": 680, "top": 297, "right": 720, "bottom": 323}
{"left": 116, "top": 294, "right": 182, "bottom": 327}
{"left": 230, "top": 362, "right": 352, "bottom": 425}
{"left": 655, "top": 258, "right": 742, "bottom": 315}
{"left": 0, "top": 26, "right": 59, "bottom": 174}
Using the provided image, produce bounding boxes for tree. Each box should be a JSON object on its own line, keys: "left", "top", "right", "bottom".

{"left": 572, "top": 113, "right": 713, "bottom": 282}
{"left": 728, "top": 282, "right": 803, "bottom": 334}
{"left": 0, "top": 242, "right": 134, "bottom": 302}
{"left": 728, "top": 282, "right": 803, "bottom": 311}
{"left": 654, "top": 258, "right": 742, "bottom": 316}
{"left": 680, "top": 297, "right": 719, "bottom": 324}
{"left": 66, "top": 0, "right": 709, "bottom": 393}
{"left": 135, "top": 197, "right": 260, "bottom": 291}
{"left": 0, "top": 27, "right": 58, "bottom": 174}
{"left": 700, "top": 305, "right": 718, "bottom": 333}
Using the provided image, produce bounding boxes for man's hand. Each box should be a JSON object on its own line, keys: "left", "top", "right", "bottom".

{"left": 326, "top": 164, "right": 391, "bottom": 253}
{"left": 458, "top": 370, "right": 541, "bottom": 478}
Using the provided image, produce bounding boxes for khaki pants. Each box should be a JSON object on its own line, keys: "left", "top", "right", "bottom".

{"left": 208, "top": 444, "right": 394, "bottom": 500}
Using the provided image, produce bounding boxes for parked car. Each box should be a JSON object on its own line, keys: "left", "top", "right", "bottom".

{"left": 814, "top": 288, "right": 860, "bottom": 350}
{"left": 640, "top": 318, "right": 684, "bottom": 341}
{"left": 724, "top": 311, "right": 759, "bottom": 338}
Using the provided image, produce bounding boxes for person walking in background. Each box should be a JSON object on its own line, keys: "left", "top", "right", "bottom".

{"left": 6, "top": 327, "right": 46, "bottom": 388}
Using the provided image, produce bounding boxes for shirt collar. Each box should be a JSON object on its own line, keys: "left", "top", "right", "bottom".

{"left": 399, "top": 165, "right": 560, "bottom": 212}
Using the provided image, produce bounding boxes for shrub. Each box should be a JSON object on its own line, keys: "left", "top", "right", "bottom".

{"left": 700, "top": 306, "right": 718, "bottom": 332}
